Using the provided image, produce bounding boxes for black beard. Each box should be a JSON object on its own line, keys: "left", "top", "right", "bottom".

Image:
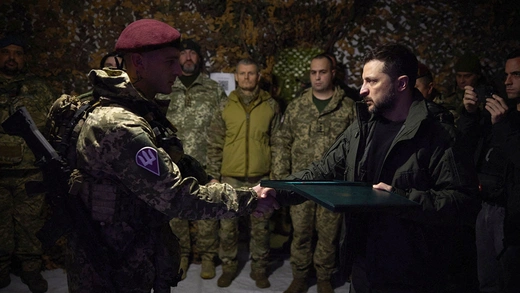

{"left": 0, "top": 66, "right": 21, "bottom": 77}
{"left": 370, "top": 86, "right": 397, "bottom": 116}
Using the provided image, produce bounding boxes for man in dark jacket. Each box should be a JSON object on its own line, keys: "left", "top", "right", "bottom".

{"left": 254, "top": 43, "right": 478, "bottom": 293}
{"left": 458, "top": 49, "right": 520, "bottom": 293}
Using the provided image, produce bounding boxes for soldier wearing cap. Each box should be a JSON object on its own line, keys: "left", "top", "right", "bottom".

{"left": 0, "top": 33, "right": 55, "bottom": 293}
{"left": 437, "top": 53, "right": 486, "bottom": 123}
{"left": 64, "top": 19, "right": 272, "bottom": 293}
{"left": 155, "top": 39, "right": 227, "bottom": 281}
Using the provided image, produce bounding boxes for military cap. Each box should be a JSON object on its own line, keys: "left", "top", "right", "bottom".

{"left": 0, "top": 34, "right": 27, "bottom": 50}
{"left": 417, "top": 62, "right": 432, "bottom": 79}
{"left": 115, "top": 19, "right": 181, "bottom": 53}
{"left": 454, "top": 53, "right": 481, "bottom": 73}
{"left": 179, "top": 39, "right": 202, "bottom": 57}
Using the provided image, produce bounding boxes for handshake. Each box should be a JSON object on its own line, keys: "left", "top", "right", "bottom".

{"left": 252, "top": 184, "right": 280, "bottom": 218}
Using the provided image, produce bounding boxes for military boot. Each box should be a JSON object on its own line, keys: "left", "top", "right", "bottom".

{"left": 200, "top": 260, "right": 215, "bottom": 279}
{"left": 179, "top": 257, "right": 189, "bottom": 280}
{"left": 317, "top": 279, "right": 334, "bottom": 293}
{"left": 283, "top": 277, "right": 308, "bottom": 293}
{"left": 250, "top": 269, "right": 270, "bottom": 288}
{"left": 217, "top": 267, "right": 236, "bottom": 288}
{"left": 20, "top": 270, "right": 48, "bottom": 293}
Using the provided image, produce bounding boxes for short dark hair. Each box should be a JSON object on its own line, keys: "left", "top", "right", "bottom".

{"left": 99, "top": 51, "right": 122, "bottom": 69}
{"left": 236, "top": 58, "right": 260, "bottom": 73}
{"left": 312, "top": 53, "right": 334, "bottom": 69}
{"left": 506, "top": 49, "right": 520, "bottom": 61}
{"left": 363, "top": 43, "right": 418, "bottom": 88}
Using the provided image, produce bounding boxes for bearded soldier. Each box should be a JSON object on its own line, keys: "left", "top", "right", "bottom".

{"left": 0, "top": 33, "right": 55, "bottom": 293}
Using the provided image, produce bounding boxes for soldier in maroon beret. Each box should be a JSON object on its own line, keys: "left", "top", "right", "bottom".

{"left": 62, "top": 18, "right": 277, "bottom": 293}
{"left": 114, "top": 18, "right": 182, "bottom": 99}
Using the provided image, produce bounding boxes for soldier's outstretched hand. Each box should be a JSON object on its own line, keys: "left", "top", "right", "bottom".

{"left": 252, "top": 184, "right": 279, "bottom": 218}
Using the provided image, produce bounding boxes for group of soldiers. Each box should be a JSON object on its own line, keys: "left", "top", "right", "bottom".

{"left": 1, "top": 18, "right": 519, "bottom": 293}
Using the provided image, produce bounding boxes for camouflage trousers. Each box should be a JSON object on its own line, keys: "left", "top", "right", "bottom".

{"left": 0, "top": 169, "right": 46, "bottom": 275}
{"left": 169, "top": 218, "right": 218, "bottom": 263}
{"left": 290, "top": 200, "right": 343, "bottom": 280}
{"left": 170, "top": 209, "right": 237, "bottom": 269}
{"left": 220, "top": 176, "right": 271, "bottom": 272}
{"left": 66, "top": 222, "right": 178, "bottom": 293}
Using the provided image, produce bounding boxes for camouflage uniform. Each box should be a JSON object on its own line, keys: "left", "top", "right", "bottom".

{"left": 271, "top": 86, "right": 355, "bottom": 281}
{"left": 206, "top": 87, "right": 281, "bottom": 275}
{"left": 0, "top": 73, "right": 54, "bottom": 277}
{"left": 156, "top": 73, "right": 227, "bottom": 264}
{"left": 433, "top": 88, "right": 464, "bottom": 123}
{"left": 66, "top": 69, "right": 257, "bottom": 293}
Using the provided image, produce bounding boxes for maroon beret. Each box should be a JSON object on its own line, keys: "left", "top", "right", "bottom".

{"left": 115, "top": 19, "right": 181, "bottom": 52}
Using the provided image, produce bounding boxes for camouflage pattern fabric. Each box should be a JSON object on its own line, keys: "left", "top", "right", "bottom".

{"left": 270, "top": 85, "right": 355, "bottom": 280}
{"left": 271, "top": 86, "right": 355, "bottom": 178}
{"left": 289, "top": 201, "right": 343, "bottom": 280}
{"left": 170, "top": 154, "right": 213, "bottom": 261}
{"left": 193, "top": 218, "right": 218, "bottom": 262}
{"left": 0, "top": 73, "right": 55, "bottom": 276}
{"left": 218, "top": 175, "right": 271, "bottom": 272}
{"left": 433, "top": 89, "right": 464, "bottom": 124}
{"left": 0, "top": 74, "right": 55, "bottom": 169}
{"left": 0, "top": 172, "right": 46, "bottom": 274}
{"left": 168, "top": 218, "right": 191, "bottom": 259}
{"left": 206, "top": 87, "right": 281, "bottom": 272}
{"left": 156, "top": 73, "right": 227, "bottom": 264}
{"left": 66, "top": 69, "right": 258, "bottom": 292}
{"left": 247, "top": 176, "right": 272, "bottom": 273}
{"left": 155, "top": 74, "right": 227, "bottom": 166}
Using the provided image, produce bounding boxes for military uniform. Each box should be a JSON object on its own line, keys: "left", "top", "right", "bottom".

{"left": 156, "top": 72, "right": 227, "bottom": 271}
{"left": 0, "top": 73, "right": 55, "bottom": 287}
{"left": 206, "top": 86, "right": 281, "bottom": 287}
{"left": 434, "top": 88, "right": 464, "bottom": 123}
{"left": 271, "top": 86, "right": 355, "bottom": 282}
{"left": 65, "top": 68, "right": 259, "bottom": 293}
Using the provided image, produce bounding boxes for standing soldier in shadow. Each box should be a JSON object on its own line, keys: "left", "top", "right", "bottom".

{"left": 0, "top": 33, "right": 56, "bottom": 293}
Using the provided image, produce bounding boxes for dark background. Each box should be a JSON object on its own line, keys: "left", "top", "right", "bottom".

{"left": 1, "top": 0, "right": 519, "bottom": 103}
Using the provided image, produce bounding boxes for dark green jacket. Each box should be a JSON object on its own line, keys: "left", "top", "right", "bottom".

{"left": 278, "top": 94, "right": 478, "bottom": 291}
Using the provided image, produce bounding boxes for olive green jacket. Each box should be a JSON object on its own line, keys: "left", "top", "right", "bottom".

{"left": 206, "top": 89, "right": 281, "bottom": 179}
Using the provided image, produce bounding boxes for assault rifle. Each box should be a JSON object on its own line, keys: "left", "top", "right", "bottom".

{"left": 2, "top": 107, "right": 71, "bottom": 248}
{"left": 1, "top": 107, "right": 116, "bottom": 289}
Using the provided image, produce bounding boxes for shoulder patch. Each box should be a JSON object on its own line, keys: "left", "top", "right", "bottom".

{"left": 135, "top": 147, "right": 160, "bottom": 176}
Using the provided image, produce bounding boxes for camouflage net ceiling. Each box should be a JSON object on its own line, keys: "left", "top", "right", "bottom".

{"left": 1, "top": 0, "right": 519, "bottom": 104}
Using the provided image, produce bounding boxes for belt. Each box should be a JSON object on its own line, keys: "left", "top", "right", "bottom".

{"left": 223, "top": 175, "right": 267, "bottom": 184}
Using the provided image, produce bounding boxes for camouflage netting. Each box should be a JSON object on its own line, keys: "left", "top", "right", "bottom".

{"left": 273, "top": 47, "right": 323, "bottom": 104}
{"left": 1, "top": 0, "right": 519, "bottom": 102}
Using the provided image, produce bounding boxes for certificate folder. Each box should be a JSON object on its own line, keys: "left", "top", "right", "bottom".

{"left": 260, "top": 180, "right": 419, "bottom": 212}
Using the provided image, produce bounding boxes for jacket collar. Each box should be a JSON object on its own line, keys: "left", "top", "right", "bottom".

{"left": 173, "top": 72, "right": 206, "bottom": 90}
{"left": 89, "top": 69, "right": 147, "bottom": 103}
{"left": 301, "top": 85, "right": 346, "bottom": 114}
{"left": 229, "top": 88, "right": 271, "bottom": 104}
{"left": 356, "top": 92, "right": 429, "bottom": 138}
